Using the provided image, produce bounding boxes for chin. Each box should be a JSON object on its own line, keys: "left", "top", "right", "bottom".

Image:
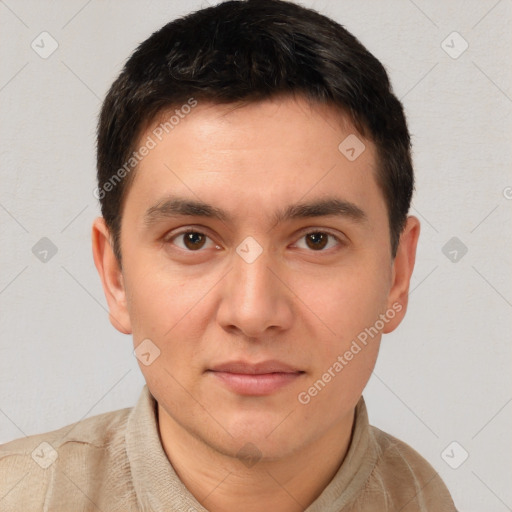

{"left": 194, "top": 410, "right": 305, "bottom": 461}
{"left": 212, "top": 432, "right": 304, "bottom": 464}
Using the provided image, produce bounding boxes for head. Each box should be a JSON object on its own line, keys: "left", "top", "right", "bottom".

{"left": 93, "top": 0, "right": 419, "bottom": 463}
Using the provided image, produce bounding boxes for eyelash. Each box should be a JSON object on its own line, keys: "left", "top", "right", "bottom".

{"left": 164, "top": 228, "right": 344, "bottom": 253}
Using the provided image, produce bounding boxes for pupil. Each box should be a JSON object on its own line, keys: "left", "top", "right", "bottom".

{"left": 307, "top": 233, "right": 327, "bottom": 250}
{"left": 185, "top": 232, "right": 205, "bottom": 249}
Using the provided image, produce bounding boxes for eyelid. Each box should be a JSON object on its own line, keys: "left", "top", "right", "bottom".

{"left": 294, "top": 226, "right": 345, "bottom": 240}
{"left": 163, "top": 226, "right": 213, "bottom": 241}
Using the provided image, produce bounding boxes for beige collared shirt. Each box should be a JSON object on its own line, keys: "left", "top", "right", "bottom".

{"left": 0, "top": 386, "right": 457, "bottom": 511}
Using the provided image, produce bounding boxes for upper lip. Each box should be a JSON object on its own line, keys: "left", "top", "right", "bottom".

{"left": 209, "top": 360, "right": 303, "bottom": 375}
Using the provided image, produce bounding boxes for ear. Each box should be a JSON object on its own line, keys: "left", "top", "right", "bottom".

{"left": 383, "top": 216, "right": 420, "bottom": 334}
{"left": 91, "top": 217, "right": 132, "bottom": 334}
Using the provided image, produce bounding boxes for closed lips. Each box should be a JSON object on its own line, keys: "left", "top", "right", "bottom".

{"left": 208, "top": 360, "right": 304, "bottom": 375}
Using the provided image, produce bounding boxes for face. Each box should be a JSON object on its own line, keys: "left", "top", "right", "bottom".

{"left": 93, "top": 96, "right": 418, "bottom": 461}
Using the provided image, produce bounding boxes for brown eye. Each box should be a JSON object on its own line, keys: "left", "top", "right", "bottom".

{"left": 165, "top": 228, "right": 220, "bottom": 253}
{"left": 305, "top": 232, "right": 329, "bottom": 250}
{"left": 182, "top": 232, "right": 207, "bottom": 250}
{"left": 294, "top": 231, "right": 341, "bottom": 252}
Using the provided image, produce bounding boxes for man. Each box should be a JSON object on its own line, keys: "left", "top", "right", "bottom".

{"left": 0, "top": 0, "right": 457, "bottom": 510}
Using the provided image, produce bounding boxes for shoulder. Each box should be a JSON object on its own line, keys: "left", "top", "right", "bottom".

{"left": 0, "top": 405, "right": 131, "bottom": 459}
{"left": 364, "top": 425, "right": 457, "bottom": 511}
{"left": 0, "top": 407, "right": 132, "bottom": 510}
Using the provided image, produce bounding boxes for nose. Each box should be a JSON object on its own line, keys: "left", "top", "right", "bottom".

{"left": 216, "top": 243, "right": 294, "bottom": 339}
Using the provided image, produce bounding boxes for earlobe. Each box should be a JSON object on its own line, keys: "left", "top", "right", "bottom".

{"left": 383, "top": 216, "right": 421, "bottom": 334}
{"left": 91, "top": 217, "right": 132, "bottom": 334}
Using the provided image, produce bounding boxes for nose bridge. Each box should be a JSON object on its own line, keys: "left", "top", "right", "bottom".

{"left": 231, "top": 239, "right": 275, "bottom": 307}
{"left": 217, "top": 238, "right": 293, "bottom": 336}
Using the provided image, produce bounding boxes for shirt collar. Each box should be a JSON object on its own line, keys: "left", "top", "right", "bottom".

{"left": 125, "top": 386, "right": 375, "bottom": 511}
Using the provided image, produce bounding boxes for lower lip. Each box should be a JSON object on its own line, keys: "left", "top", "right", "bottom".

{"left": 208, "top": 371, "right": 303, "bottom": 395}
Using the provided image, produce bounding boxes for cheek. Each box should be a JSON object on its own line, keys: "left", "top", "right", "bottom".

{"left": 292, "top": 262, "right": 390, "bottom": 347}
{"left": 125, "top": 263, "right": 203, "bottom": 339}
{"left": 294, "top": 268, "right": 386, "bottom": 415}
{"left": 125, "top": 264, "right": 222, "bottom": 389}
{"left": 298, "top": 343, "right": 379, "bottom": 426}
{"left": 127, "top": 269, "right": 212, "bottom": 389}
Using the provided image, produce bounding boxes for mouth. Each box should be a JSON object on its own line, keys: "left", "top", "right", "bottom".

{"left": 206, "top": 360, "right": 305, "bottom": 396}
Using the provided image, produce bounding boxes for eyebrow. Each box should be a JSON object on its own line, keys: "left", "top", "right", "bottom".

{"left": 143, "top": 195, "right": 367, "bottom": 228}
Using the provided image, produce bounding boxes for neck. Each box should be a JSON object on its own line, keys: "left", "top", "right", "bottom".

{"left": 158, "top": 406, "right": 355, "bottom": 512}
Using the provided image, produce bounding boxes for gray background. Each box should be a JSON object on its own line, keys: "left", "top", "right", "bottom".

{"left": 1, "top": 1, "right": 511, "bottom": 510}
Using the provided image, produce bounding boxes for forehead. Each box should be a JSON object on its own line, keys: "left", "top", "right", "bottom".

{"left": 145, "top": 96, "right": 364, "bottom": 161}
{"left": 123, "top": 96, "right": 384, "bottom": 226}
